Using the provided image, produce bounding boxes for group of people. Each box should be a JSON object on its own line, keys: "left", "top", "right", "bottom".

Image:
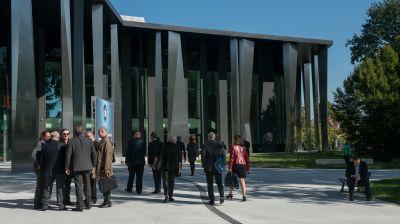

{"left": 32, "top": 126, "right": 114, "bottom": 211}
{"left": 32, "top": 126, "right": 252, "bottom": 210}
{"left": 124, "top": 131, "right": 251, "bottom": 204}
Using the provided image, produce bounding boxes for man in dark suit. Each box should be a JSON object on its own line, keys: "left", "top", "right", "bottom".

{"left": 60, "top": 128, "right": 73, "bottom": 206}
{"left": 65, "top": 126, "right": 96, "bottom": 211}
{"left": 346, "top": 156, "right": 371, "bottom": 201}
{"left": 40, "top": 131, "right": 66, "bottom": 211}
{"left": 125, "top": 131, "right": 146, "bottom": 194}
{"left": 86, "top": 130, "right": 100, "bottom": 204}
{"left": 31, "top": 131, "right": 51, "bottom": 209}
{"left": 203, "top": 132, "right": 225, "bottom": 206}
{"left": 147, "top": 132, "right": 164, "bottom": 194}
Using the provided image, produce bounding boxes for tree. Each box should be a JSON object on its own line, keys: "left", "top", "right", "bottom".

{"left": 333, "top": 42, "right": 400, "bottom": 161}
{"left": 346, "top": 0, "right": 400, "bottom": 64}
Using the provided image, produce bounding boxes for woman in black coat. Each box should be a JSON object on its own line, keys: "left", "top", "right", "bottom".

{"left": 161, "top": 136, "right": 181, "bottom": 202}
{"left": 186, "top": 135, "right": 198, "bottom": 176}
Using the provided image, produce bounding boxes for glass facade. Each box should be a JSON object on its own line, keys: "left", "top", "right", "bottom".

{"left": 0, "top": 46, "right": 10, "bottom": 161}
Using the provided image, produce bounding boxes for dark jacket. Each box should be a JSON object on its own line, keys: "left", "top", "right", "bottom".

{"left": 31, "top": 139, "right": 45, "bottom": 172}
{"left": 126, "top": 138, "right": 146, "bottom": 166}
{"left": 177, "top": 141, "right": 186, "bottom": 161}
{"left": 202, "top": 140, "right": 224, "bottom": 172}
{"left": 244, "top": 140, "right": 251, "bottom": 157}
{"left": 148, "top": 138, "right": 164, "bottom": 165}
{"left": 346, "top": 161, "right": 369, "bottom": 181}
{"left": 161, "top": 142, "right": 181, "bottom": 173}
{"left": 65, "top": 135, "right": 96, "bottom": 172}
{"left": 40, "top": 140, "right": 65, "bottom": 176}
{"left": 186, "top": 142, "right": 198, "bottom": 163}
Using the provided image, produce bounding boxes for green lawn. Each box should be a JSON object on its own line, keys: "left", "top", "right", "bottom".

{"left": 371, "top": 178, "right": 400, "bottom": 204}
{"left": 249, "top": 152, "right": 400, "bottom": 169}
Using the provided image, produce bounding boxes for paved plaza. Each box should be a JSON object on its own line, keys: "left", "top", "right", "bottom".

{"left": 0, "top": 163, "right": 400, "bottom": 224}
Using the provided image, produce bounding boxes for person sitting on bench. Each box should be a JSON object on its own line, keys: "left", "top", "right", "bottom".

{"left": 346, "top": 156, "right": 371, "bottom": 201}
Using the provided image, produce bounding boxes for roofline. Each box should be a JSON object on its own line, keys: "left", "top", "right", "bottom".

{"left": 102, "top": 0, "right": 333, "bottom": 47}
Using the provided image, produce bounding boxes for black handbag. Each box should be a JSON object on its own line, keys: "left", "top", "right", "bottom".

{"left": 224, "top": 172, "right": 239, "bottom": 190}
{"left": 98, "top": 175, "right": 118, "bottom": 193}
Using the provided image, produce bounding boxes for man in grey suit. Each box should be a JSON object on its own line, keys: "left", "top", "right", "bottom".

{"left": 65, "top": 126, "right": 96, "bottom": 212}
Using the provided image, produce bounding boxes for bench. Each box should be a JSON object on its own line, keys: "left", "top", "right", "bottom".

{"left": 338, "top": 172, "right": 371, "bottom": 192}
{"left": 317, "top": 159, "right": 374, "bottom": 165}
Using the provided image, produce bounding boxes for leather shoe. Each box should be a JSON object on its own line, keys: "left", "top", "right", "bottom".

{"left": 125, "top": 188, "right": 132, "bottom": 193}
{"left": 99, "top": 202, "right": 112, "bottom": 208}
{"left": 72, "top": 207, "right": 83, "bottom": 212}
{"left": 208, "top": 200, "right": 215, "bottom": 206}
{"left": 58, "top": 206, "right": 67, "bottom": 211}
{"left": 168, "top": 197, "right": 175, "bottom": 202}
{"left": 220, "top": 197, "right": 224, "bottom": 204}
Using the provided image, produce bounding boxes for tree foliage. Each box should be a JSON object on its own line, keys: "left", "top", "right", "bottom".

{"left": 346, "top": 0, "right": 400, "bottom": 64}
{"left": 333, "top": 40, "right": 400, "bottom": 161}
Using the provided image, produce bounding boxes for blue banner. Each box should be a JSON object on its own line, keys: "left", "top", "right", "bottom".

{"left": 91, "top": 96, "right": 114, "bottom": 142}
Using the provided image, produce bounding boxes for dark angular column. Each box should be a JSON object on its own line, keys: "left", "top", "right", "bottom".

{"left": 238, "top": 39, "right": 254, "bottom": 151}
{"left": 36, "top": 30, "right": 46, "bottom": 134}
{"left": 11, "top": 0, "right": 37, "bottom": 172}
{"left": 91, "top": 3, "right": 104, "bottom": 99}
{"left": 230, "top": 38, "right": 240, "bottom": 140}
{"left": 121, "top": 36, "right": 132, "bottom": 156}
{"left": 61, "top": 0, "right": 73, "bottom": 131}
{"left": 111, "top": 24, "right": 122, "bottom": 157}
{"left": 218, "top": 43, "right": 229, "bottom": 145}
{"left": 318, "top": 48, "right": 328, "bottom": 152}
{"left": 200, "top": 42, "right": 208, "bottom": 143}
{"left": 138, "top": 37, "right": 145, "bottom": 134}
{"left": 167, "top": 31, "right": 189, "bottom": 141}
{"left": 303, "top": 63, "right": 312, "bottom": 151}
{"left": 73, "top": 0, "right": 86, "bottom": 128}
{"left": 312, "top": 55, "right": 320, "bottom": 151}
{"left": 295, "top": 66, "right": 302, "bottom": 151}
{"left": 282, "top": 43, "right": 298, "bottom": 153}
{"left": 147, "top": 32, "right": 164, "bottom": 138}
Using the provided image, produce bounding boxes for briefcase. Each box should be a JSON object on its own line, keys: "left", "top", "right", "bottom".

{"left": 98, "top": 175, "right": 118, "bottom": 193}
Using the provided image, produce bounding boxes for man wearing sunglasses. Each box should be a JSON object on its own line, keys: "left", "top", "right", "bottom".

{"left": 60, "top": 129, "right": 73, "bottom": 206}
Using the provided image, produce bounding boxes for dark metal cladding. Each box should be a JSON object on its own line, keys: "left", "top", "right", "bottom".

{"left": 11, "top": 0, "right": 38, "bottom": 172}
{"left": 318, "top": 48, "right": 328, "bottom": 152}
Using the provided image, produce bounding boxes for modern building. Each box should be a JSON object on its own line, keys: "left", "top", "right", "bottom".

{"left": 0, "top": 0, "right": 332, "bottom": 171}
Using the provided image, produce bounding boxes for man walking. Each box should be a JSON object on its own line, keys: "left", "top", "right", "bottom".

{"left": 92, "top": 127, "right": 114, "bottom": 208}
{"left": 125, "top": 131, "right": 146, "bottom": 194}
{"left": 86, "top": 130, "right": 100, "bottom": 204}
{"left": 147, "top": 132, "right": 164, "bottom": 194}
{"left": 65, "top": 126, "right": 96, "bottom": 211}
{"left": 31, "top": 130, "right": 51, "bottom": 209}
{"left": 60, "top": 128, "right": 73, "bottom": 206}
{"left": 40, "top": 131, "right": 66, "bottom": 211}
{"left": 203, "top": 132, "right": 225, "bottom": 205}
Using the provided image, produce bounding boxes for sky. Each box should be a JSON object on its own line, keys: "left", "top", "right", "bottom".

{"left": 110, "top": 0, "right": 379, "bottom": 102}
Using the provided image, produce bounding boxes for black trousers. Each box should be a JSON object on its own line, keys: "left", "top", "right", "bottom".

{"left": 152, "top": 169, "right": 162, "bottom": 192}
{"left": 63, "top": 174, "right": 72, "bottom": 203}
{"left": 90, "top": 177, "right": 97, "bottom": 201}
{"left": 73, "top": 171, "right": 91, "bottom": 209}
{"left": 347, "top": 177, "right": 371, "bottom": 199}
{"left": 103, "top": 191, "right": 111, "bottom": 203}
{"left": 42, "top": 175, "right": 65, "bottom": 208}
{"left": 205, "top": 171, "right": 224, "bottom": 202}
{"left": 189, "top": 161, "right": 195, "bottom": 175}
{"left": 33, "top": 170, "right": 44, "bottom": 209}
{"left": 344, "top": 155, "right": 350, "bottom": 166}
{"left": 127, "top": 165, "right": 144, "bottom": 193}
{"left": 162, "top": 171, "right": 176, "bottom": 197}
